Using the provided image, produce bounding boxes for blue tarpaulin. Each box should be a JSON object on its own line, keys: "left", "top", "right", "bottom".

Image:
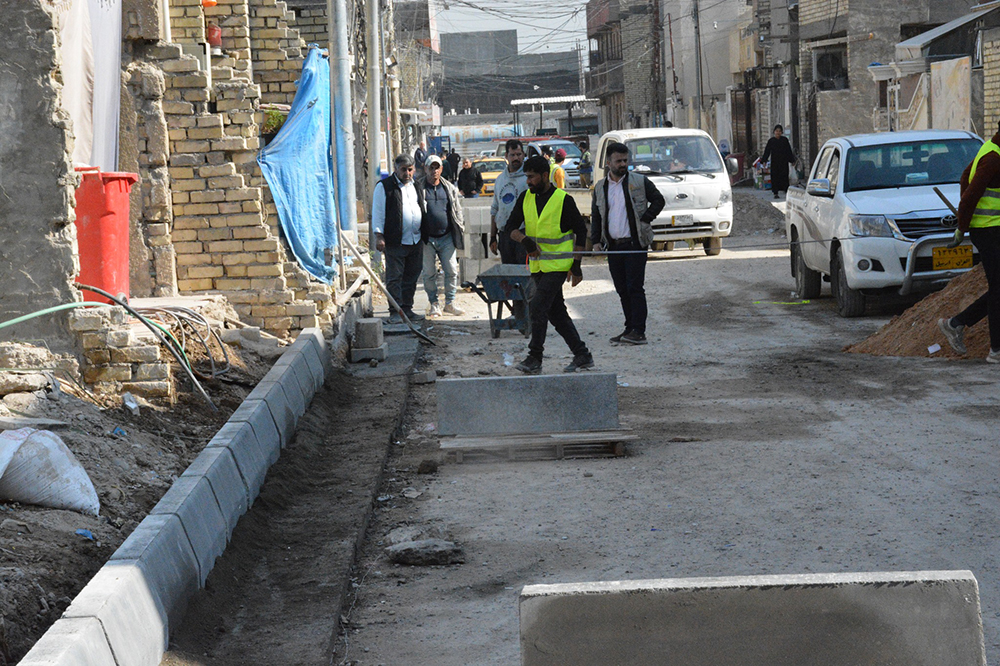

{"left": 257, "top": 48, "right": 338, "bottom": 283}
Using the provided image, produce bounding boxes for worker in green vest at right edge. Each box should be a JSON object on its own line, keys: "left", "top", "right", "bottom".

{"left": 939, "top": 121, "right": 1000, "bottom": 363}
{"left": 504, "top": 155, "right": 594, "bottom": 375}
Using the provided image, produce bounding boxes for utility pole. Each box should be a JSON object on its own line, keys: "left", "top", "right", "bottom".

{"left": 650, "top": 0, "right": 662, "bottom": 126}
{"left": 384, "top": 0, "right": 403, "bottom": 158}
{"left": 328, "top": 0, "right": 357, "bottom": 289}
{"left": 692, "top": 0, "right": 704, "bottom": 129}
{"left": 366, "top": 0, "right": 382, "bottom": 255}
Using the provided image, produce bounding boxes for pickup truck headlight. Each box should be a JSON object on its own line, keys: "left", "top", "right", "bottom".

{"left": 848, "top": 214, "right": 893, "bottom": 237}
{"left": 717, "top": 188, "right": 732, "bottom": 206}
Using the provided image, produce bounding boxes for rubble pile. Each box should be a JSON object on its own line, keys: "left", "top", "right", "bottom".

{"left": 846, "top": 265, "right": 990, "bottom": 359}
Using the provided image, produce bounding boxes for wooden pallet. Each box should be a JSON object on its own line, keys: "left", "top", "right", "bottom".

{"left": 440, "top": 429, "right": 635, "bottom": 464}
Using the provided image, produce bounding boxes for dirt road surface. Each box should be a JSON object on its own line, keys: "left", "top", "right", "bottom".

{"left": 335, "top": 242, "right": 1000, "bottom": 664}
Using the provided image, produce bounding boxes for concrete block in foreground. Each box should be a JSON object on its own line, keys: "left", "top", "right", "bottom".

{"left": 247, "top": 380, "right": 298, "bottom": 444}
{"left": 263, "top": 351, "right": 313, "bottom": 411}
{"left": 109, "top": 513, "right": 200, "bottom": 627}
{"left": 62, "top": 563, "right": 167, "bottom": 666}
{"left": 520, "top": 571, "right": 986, "bottom": 666}
{"left": 229, "top": 399, "right": 281, "bottom": 466}
{"left": 150, "top": 475, "right": 228, "bottom": 585}
{"left": 180, "top": 446, "right": 248, "bottom": 534}
{"left": 437, "top": 373, "right": 619, "bottom": 436}
{"left": 16, "top": 616, "right": 116, "bottom": 666}
{"left": 207, "top": 421, "right": 270, "bottom": 502}
{"left": 292, "top": 327, "right": 329, "bottom": 383}
{"left": 351, "top": 342, "right": 388, "bottom": 362}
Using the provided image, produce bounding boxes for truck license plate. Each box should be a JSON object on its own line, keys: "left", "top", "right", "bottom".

{"left": 932, "top": 245, "right": 972, "bottom": 270}
{"left": 672, "top": 214, "right": 695, "bottom": 226}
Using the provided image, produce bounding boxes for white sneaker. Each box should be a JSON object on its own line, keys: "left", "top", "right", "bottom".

{"left": 443, "top": 303, "right": 465, "bottom": 316}
{"left": 427, "top": 303, "right": 443, "bottom": 318}
{"left": 987, "top": 349, "right": 1000, "bottom": 364}
{"left": 938, "top": 318, "right": 967, "bottom": 355}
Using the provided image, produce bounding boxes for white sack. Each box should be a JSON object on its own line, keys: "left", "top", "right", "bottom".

{"left": 0, "top": 428, "right": 100, "bottom": 516}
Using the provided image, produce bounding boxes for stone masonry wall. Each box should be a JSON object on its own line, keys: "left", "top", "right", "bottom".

{"left": 249, "top": 0, "right": 307, "bottom": 105}
{"left": 984, "top": 28, "right": 1000, "bottom": 134}
{"left": 0, "top": 1, "right": 80, "bottom": 349}
{"left": 68, "top": 307, "right": 172, "bottom": 399}
{"left": 799, "top": 0, "right": 847, "bottom": 27}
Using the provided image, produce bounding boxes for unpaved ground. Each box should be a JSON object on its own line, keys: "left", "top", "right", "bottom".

{"left": 332, "top": 244, "right": 1000, "bottom": 664}
{"left": 0, "top": 333, "right": 272, "bottom": 665}
{"left": 162, "top": 345, "right": 417, "bottom": 665}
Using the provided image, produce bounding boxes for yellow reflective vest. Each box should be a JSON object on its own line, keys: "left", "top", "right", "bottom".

{"left": 524, "top": 188, "right": 575, "bottom": 273}
{"left": 970, "top": 140, "right": 1000, "bottom": 229}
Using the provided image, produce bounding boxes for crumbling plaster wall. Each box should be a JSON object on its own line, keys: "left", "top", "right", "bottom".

{"left": 0, "top": 0, "right": 80, "bottom": 349}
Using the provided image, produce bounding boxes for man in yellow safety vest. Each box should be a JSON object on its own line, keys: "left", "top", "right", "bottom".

{"left": 503, "top": 155, "right": 593, "bottom": 374}
{"left": 938, "top": 121, "right": 1000, "bottom": 362}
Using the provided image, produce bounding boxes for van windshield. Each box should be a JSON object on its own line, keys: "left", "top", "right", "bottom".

{"left": 844, "top": 139, "right": 982, "bottom": 192}
{"left": 626, "top": 136, "right": 723, "bottom": 174}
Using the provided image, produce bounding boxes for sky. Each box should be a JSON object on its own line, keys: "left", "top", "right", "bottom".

{"left": 434, "top": 0, "right": 589, "bottom": 55}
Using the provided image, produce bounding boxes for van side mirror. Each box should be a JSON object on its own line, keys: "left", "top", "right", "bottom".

{"left": 725, "top": 156, "right": 739, "bottom": 176}
{"left": 806, "top": 178, "right": 833, "bottom": 197}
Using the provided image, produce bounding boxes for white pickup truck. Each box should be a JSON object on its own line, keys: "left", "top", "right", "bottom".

{"left": 593, "top": 128, "right": 738, "bottom": 255}
{"left": 785, "top": 129, "right": 983, "bottom": 316}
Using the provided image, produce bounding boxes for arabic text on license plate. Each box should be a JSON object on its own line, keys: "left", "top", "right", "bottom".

{"left": 932, "top": 245, "right": 972, "bottom": 270}
{"left": 672, "top": 214, "right": 695, "bottom": 226}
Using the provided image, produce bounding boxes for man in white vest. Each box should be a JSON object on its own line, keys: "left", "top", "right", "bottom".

{"left": 590, "top": 142, "right": 665, "bottom": 345}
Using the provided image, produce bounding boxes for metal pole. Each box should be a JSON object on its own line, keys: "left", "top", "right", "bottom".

{"left": 366, "top": 0, "right": 382, "bottom": 256}
{"left": 161, "top": 0, "right": 172, "bottom": 42}
{"left": 384, "top": 0, "right": 403, "bottom": 158}
{"left": 330, "top": 0, "right": 357, "bottom": 290}
{"left": 692, "top": 0, "right": 704, "bottom": 129}
{"left": 327, "top": 0, "right": 345, "bottom": 290}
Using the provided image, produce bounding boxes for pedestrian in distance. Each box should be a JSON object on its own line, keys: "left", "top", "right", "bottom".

{"left": 419, "top": 155, "right": 466, "bottom": 318}
{"left": 458, "top": 158, "right": 484, "bottom": 198}
{"left": 413, "top": 141, "right": 428, "bottom": 170}
{"left": 372, "top": 154, "right": 425, "bottom": 324}
{"left": 590, "top": 142, "right": 666, "bottom": 345}
{"left": 552, "top": 149, "right": 568, "bottom": 189}
{"left": 504, "top": 155, "right": 593, "bottom": 374}
{"left": 938, "top": 121, "right": 1000, "bottom": 363}
{"left": 447, "top": 148, "right": 461, "bottom": 183}
{"left": 760, "top": 124, "right": 798, "bottom": 199}
{"left": 439, "top": 149, "right": 454, "bottom": 182}
{"left": 578, "top": 141, "right": 593, "bottom": 189}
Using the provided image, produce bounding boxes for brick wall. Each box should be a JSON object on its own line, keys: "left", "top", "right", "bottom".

{"left": 799, "top": 0, "right": 847, "bottom": 26}
{"left": 170, "top": 0, "right": 206, "bottom": 43}
{"left": 984, "top": 28, "right": 1000, "bottom": 133}
{"left": 249, "top": 0, "right": 307, "bottom": 105}
{"left": 289, "top": 6, "right": 327, "bottom": 46}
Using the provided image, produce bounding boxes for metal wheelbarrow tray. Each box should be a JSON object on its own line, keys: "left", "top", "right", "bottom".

{"left": 461, "top": 264, "right": 532, "bottom": 338}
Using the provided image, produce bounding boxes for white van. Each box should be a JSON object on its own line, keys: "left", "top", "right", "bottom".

{"left": 594, "top": 128, "right": 737, "bottom": 255}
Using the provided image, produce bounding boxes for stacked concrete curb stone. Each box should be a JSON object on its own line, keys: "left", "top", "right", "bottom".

{"left": 19, "top": 329, "right": 331, "bottom": 666}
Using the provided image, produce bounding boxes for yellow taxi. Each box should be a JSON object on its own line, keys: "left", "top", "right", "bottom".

{"left": 473, "top": 157, "right": 508, "bottom": 195}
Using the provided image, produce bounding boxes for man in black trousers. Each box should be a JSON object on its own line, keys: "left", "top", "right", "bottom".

{"left": 590, "top": 142, "right": 666, "bottom": 344}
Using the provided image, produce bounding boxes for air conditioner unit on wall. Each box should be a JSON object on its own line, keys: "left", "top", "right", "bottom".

{"left": 813, "top": 45, "right": 848, "bottom": 91}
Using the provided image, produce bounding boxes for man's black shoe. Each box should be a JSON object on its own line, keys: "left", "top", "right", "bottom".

{"left": 516, "top": 356, "right": 543, "bottom": 374}
{"left": 621, "top": 331, "right": 647, "bottom": 345}
{"left": 563, "top": 353, "right": 595, "bottom": 373}
{"left": 610, "top": 330, "right": 629, "bottom": 343}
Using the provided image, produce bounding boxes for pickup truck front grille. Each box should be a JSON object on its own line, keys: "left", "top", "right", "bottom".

{"left": 651, "top": 222, "right": 714, "bottom": 236}
{"left": 891, "top": 218, "right": 948, "bottom": 240}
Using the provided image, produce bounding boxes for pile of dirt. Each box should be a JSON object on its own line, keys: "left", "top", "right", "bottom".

{"left": 846, "top": 265, "right": 989, "bottom": 358}
{"left": 0, "top": 335, "right": 273, "bottom": 664}
{"left": 731, "top": 187, "right": 786, "bottom": 238}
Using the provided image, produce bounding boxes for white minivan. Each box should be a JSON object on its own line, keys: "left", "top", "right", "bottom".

{"left": 594, "top": 128, "right": 737, "bottom": 254}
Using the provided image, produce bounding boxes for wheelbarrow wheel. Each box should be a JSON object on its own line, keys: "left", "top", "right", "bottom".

{"left": 491, "top": 327, "right": 501, "bottom": 339}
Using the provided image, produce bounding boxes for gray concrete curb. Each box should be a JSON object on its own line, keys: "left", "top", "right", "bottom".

{"left": 18, "top": 327, "right": 336, "bottom": 666}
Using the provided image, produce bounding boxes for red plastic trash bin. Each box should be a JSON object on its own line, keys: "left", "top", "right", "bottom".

{"left": 73, "top": 167, "right": 140, "bottom": 304}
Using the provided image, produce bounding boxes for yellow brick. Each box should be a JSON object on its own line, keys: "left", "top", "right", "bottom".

{"left": 174, "top": 241, "right": 204, "bottom": 254}
{"left": 243, "top": 239, "right": 279, "bottom": 252}
{"left": 207, "top": 240, "right": 244, "bottom": 252}
{"left": 247, "top": 264, "right": 283, "bottom": 277}
{"left": 222, "top": 252, "right": 257, "bottom": 264}
{"left": 216, "top": 278, "right": 252, "bottom": 290}
{"left": 172, "top": 229, "right": 198, "bottom": 242}
{"left": 187, "top": 265, "right": 225, "bottom": 279}
{"left": 225, "top": 265, "right": 248, "bottom": 277}
{"left": 172, "top": 216, "right": 210, "bottom": 230}
{"left": 178, "top": 278, "right": 214, "bottom": 291}
{"left": 197, "top": 228, "right": 232, "bottom": 241}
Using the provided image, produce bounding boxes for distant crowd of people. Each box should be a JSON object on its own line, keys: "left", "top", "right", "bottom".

{"left": 412, "top": 142, "right": 483, "bottom": 198}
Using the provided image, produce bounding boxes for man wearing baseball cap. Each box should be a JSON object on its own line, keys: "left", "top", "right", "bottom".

{"left": 419, "top": 154, "right": 465, "bottom": 317}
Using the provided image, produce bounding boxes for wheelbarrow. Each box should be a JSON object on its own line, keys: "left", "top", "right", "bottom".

{"left": 461, "top": 263, "right": 532, "bottom": 338}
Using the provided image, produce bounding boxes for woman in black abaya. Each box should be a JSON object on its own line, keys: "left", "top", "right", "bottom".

{"left": 761, "top": 124, "right": 797, "bottom": 199}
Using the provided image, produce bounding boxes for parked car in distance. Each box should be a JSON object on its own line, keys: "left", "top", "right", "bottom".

{"left": 524, "top": 139, "right": 583, "bottom": 187}
{"left": 593, "top": 128, "right": 738, "bottom": 255}
{"left": 472, "top": 157, "right": 508, "bottom": 195}
{"left": 785, "top": 129, "right": 983, "bottom": 317}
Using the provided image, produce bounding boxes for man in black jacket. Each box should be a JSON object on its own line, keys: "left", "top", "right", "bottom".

{"left": 457, "top": 158, "right": 484, "bottom": 197}
{"left": 591, "top": 142, "right": 666, "bottom": 344}
{"left": 372, "top": 154, "right": 425, "bottom": 324}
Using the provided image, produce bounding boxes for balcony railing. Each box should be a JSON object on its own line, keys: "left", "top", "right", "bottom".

{"left": 586, "top": 59, "right": 624, "bottom": 98}
{"left": 587, "top": 0, "right": 620, "bottom": 36}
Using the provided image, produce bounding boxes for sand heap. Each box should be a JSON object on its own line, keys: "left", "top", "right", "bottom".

{"left": 846, "top": 265, "right": 989, "bottom": 359}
